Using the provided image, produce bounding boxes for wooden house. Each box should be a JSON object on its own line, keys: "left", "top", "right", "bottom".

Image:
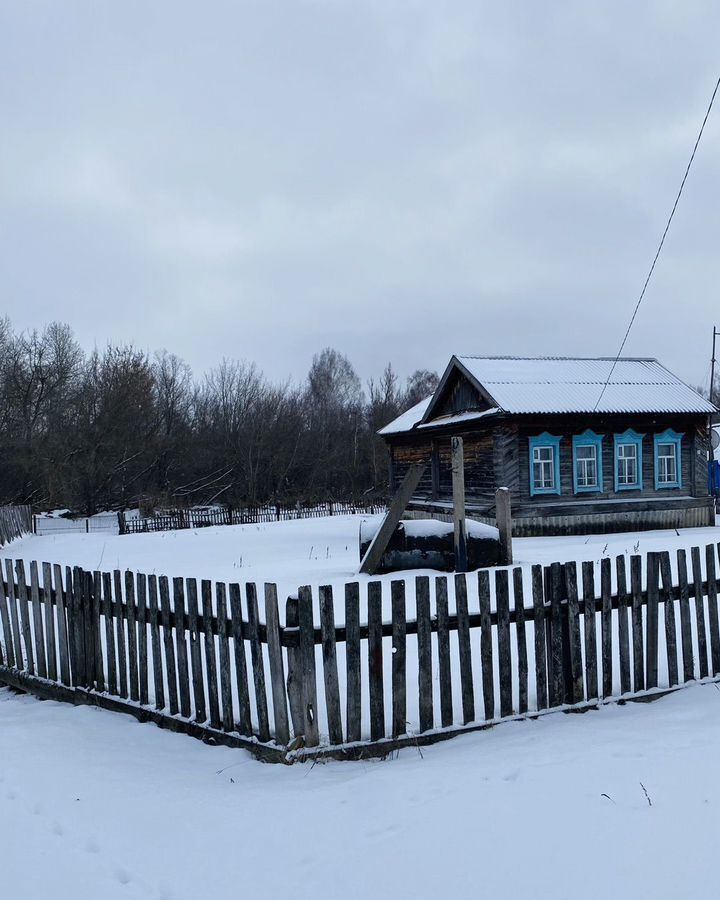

{"left": 380, "top": 356, "right": 718, "bottom": 536}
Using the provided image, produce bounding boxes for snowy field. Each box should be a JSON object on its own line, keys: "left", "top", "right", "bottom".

{"left": 2, "top": 682, "right": 720, "bottom": 899}
{"left": 3, "top": 513, "right": 720, "bottom": 606}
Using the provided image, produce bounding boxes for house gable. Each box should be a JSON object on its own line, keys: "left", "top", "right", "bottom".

{"left": 420, "top": 357, "right": 498, "bottom": 425}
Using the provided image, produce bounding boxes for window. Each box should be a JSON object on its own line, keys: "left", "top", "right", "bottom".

{"left": 528, "top": 433, "right": 561, "bottom": 496}
{"left": 613, "top": 429, "right": 644, "bottom": 491}
{"left": 654, "top": 428, "right": 683, "bottom": 489}
{"left": 572, "top": 430, "right": 603, "bottom": 493}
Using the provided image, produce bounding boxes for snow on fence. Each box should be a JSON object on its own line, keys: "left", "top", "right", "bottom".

{"left": 1, "top": 543, "right": 720, "bottom": 762}
{"left": 0, "top": 505, "right": 32, "bottom": 547}
{"left": 121, "top": 501, "right": 386, "bottom": 535}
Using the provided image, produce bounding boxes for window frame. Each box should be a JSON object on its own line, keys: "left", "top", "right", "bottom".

{"left": 653, "top": 428, "right": 683, "bottom": 490}
{"left": 528, "top": 433, "right": 561, "bottom": 497}
{"left": 613, "top": 429, "right": 644, "bottom": 492}
{"left": 572, "top": 429, "right": 604, "bottom": 494}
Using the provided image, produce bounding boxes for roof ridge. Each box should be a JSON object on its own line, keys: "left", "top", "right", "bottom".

{"left": 457, "top": 355, "right": 659, "bottom": 362}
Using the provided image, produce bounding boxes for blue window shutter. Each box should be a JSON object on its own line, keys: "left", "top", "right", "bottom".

{"left": 571, "top": 429, "right": 604, "bottom": 494}
{"left": 613, "top": 429, "right": 644, "bottom": 492}
{"left": 528, "top": 433, "right": 562, "bottom": 497}
{"left": 653, "top": 428, "right": 683, "bottom": 490}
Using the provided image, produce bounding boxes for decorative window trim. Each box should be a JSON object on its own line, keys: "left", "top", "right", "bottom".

{"left": 528, "top": 433, "right": 561, "bottom": 497}
{"left": 572, "top": 430, "right": 603, "bottom": 494}
{"left": 613, "top": 429, "right": 644, "bottom": 492}
{"left": 654, "top": 428, "right": 683, "bottom": 490}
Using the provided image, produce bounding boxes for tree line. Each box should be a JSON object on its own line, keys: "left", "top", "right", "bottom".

{"left": 0, "top": 319, "right": 437, "bottom": 514}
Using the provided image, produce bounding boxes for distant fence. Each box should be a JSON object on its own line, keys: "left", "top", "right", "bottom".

{"left": 0, "top": 505, "right": 32, "bottom": 546}
{"left": 33, "top": 515, "right": 119, "bottom": 537}
{"left": 121, "top": 501, "right": 386, "bottom": 535}
{"left": 1, "top": 543, "right": 720, "bottom": 762}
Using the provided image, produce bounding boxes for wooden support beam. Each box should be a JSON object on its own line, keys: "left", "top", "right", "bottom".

{"left": 451, "top": 436, "right": 467, "bottom": 573}
{"left": 495, "top": 487, "right": 513, "bottom": 565}
{"left": 359, "top": 463, "right": 426, "bottom": 575}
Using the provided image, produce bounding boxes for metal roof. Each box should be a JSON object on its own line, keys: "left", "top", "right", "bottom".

{"left": 379, "top": 356, "right": 716, "bottom": 436}
{"left": 455, "top": 356, "right": 716, "bottom": 415}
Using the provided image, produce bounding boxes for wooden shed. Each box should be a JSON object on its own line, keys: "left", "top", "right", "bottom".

{"left": 380, "top": 356, "right": 718, "bottom": 536}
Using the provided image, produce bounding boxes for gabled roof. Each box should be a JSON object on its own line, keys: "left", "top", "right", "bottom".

{"left": 380, "top": 355, "right": 716, "bottom": 436}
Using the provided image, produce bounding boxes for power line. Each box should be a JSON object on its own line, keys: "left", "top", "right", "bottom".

{"left": 594, "top": 74, "right": 720, "bottom": 410}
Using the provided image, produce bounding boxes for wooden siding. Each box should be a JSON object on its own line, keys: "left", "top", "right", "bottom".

{"left": 392, "top": 433, "right": 495, "bottom": 504}
{"left": 436, "top": 369, "right": 489, "bottom": 417}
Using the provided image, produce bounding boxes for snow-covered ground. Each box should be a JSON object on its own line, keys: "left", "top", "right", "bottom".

{"left": 3, "top": 514, "right": 720, "bottom": 607}
{"left": 2, "top": 682, "right": 720, "bottom": 899}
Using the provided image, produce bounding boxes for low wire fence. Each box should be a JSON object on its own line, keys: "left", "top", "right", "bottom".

{"left": 0, "top": 542, "right": 719, "bottom": 761}
{"left": 121, "top": 501, "right": 386, "bottom": 535}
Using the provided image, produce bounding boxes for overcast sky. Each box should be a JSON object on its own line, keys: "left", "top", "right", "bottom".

{"left": 1, "top": 1, "right": 719, "bottom": 390}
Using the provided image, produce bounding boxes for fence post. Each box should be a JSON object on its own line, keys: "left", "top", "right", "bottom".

{"left": 495, "top": 487, "right": 513, "bottom": 565}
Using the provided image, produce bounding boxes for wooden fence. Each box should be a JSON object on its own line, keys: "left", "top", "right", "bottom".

{"left": 0, "top": 505, "right": 32, "bottom": 547}
{"left": 1, "top": 543, "right": 720, "bottom": 761}
{"left": 121, "top": 501, "right": 386, "bottom": 535}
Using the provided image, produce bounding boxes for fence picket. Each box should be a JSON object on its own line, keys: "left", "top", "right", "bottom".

{"left": 125, "top": 571, "right": 139, "bottom": 702}
{"left": 435, "top": 576, "right": 453, "bottom": 728}
{"left": 391, "top": 580, "right": 407, "bottom": 738}
{"left": 367, "top": 581, "right": 385, "bottom": 741}
{"left": 159, "top": 576, "right": 179, "bottom": 714}
{"left": 495, "top": 570, "right": 512, "bottom": 718}
{"left": 478, "top": 570, "right": 494, "bottom": 720}
{"left": 600, "top": 558, "right": 613, "bottom": 699}
{"left": 28, "top": 562, "right": 47, "bottom": 679}
{"left": 16, "top": 561, "right": 35, "bottom": 676}
{"left": 114, "top": 570, "right": 128, "bottom": 699}
{"left": 297, "top": 585, "right": 319, "bottom": 747}
{"left": 344, "top": 582, "right": 361, "bottom": 743}
{"left": 659, "top": 552, "right": 679, "bottom": 688}
{"left": 646, "top": 553, "right": 660, "bottom": 689}
{"left": 136, "top": 574, "right": 149, "bottom": 705}
{"left": 147, "top": 575, "right": 164, "bottom": 711}
{"left": 91, "top": 571, "right": 104, "bottom": 690}
{"left": 416, "top": 576, "right": 433, "bottom": 733}
{"left": 41, "top": 563, "right": 56, "bottom": 682}
{"left": 246, "top": 583, "right": 270, "bottom": 742}
{"left": 172, "top": 578, "right": 191, "bottom": 718}
{"left": 581, "top": 561, "right": 598, "bottom": 700}
{"left": 6, "top": 560, "right": 23, "bottom": 670}
{"left": 186, "top": 579, "right": 205, "bottom": 723}
{"left": 564, "top": 563, "right": 584, "bottom": 703}
{"left": 513, "top": 568, "right": 528, "bottom": 714}
{"left": 0, "top": 563, "right": 15, "bottom": 668}
{"left": 265, "top": 584, "right": 290, "bottom": 746}
{"left": 455, "top": 574, "right": 475, "bottom": 724}
{"left": 630, "top": 555, "right": 644, "bottom": 691}
{"left": 676, "top": 549, "right": 694, "bottom": 682}
{"left": 532, "top": 565, "right": 547, "bottom": 710}
{"left": 201, "top": 580, "right": 220, "bottom": 729}
{"left": 216, "top": 583, "right": 234, "bottom": 732}
{"left": 705, "top": 544, "right": 720, "bottom": 675}
{"left": 691, "top": 546, "right": 709, "bottom": 679}
{"left": 54, "top": 565, "right": 71, "bottom": 686}
{"left": 319, "top": 585, "right": 343, "bottom": 745}
{"left": 230, "top": 584, "right": 252, "bottom": 736}
{"left": 616, "top": 556, "right": 631, "bottom": 695}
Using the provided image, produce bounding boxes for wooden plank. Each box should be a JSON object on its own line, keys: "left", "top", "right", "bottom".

{"left": 616, "top": 556, "right": 631, "bottom": 695}
{"left": 600, "top": 558, "right": 613, "bottom": 698}
{"left": 532, "top": 565, "right": 548, "bottom": 710}
{"left": 705, "top": 544, "right": 720, "bottom": 675}
{"left": 477, "top": 570, "right": 494, "bottom": 720}
{"left": 359, "top": 463, "right": 426, "bottom": 574}
{"left": 659, "top": 552, "right": 679, "bottom": 687}
{"left": 630, "top": 555, "right": 644, "bottom": 691}
{"left": 676, "top": 549, "right": 694, "bottom": 682}
{"left": 435, "top": 576, "right": 453, "bottom": 727}
{"left": 101, "top": 572, "right": 116, "bottom": 695}
{"left": 285, "top": 595, "right": 303, "bottom": 738}
{"left": 5, "top": 559, "right": 23, "bottom": 670}
{"left": 54, "top": 565, "right": 71, "bottom": 687}
{"left": 69, "top": 567, "right": 86, "bottom": 687}
{"left": 159, "top": 575, "right": 179, "bottom": 714}
{"left": 136, "top": 574, "right": 149, "bottom": 705}
{"left": 344, "top": 582, "right": 361, "bottom": 743}
{"left": 495, "top": 569, "right": 512, "bottom": 717}
{"left": 28, "top": 562, "right": 47, "bottom": 679}
{"left": 581, "top": 561, "right": 598, "bottom": 700}
{"left": 319, "top": 584, "right": 343, "bottom": 745}
{"left": 691, "top": 545, "right": 709, "bottom": 679}
{"left": 0, "top": 562, "right": 15, "bottom": 669}
{"left": 391, "top": 580, "right": 407, "bottom": 737}
{"left": 16, "top": 561, "right": 35, "bottom": 676}
{"left": 297, "top": 584, "right": 319, "bottom": 747}
{"left": 41, "top": 563, "right": 56, "bottom": 681}
{"left": 416, "top": 575, "right": 433, "bottom": 733}
{"left": 645, "top": 552, "right": 660, "bottom": 689}
{"left": 123, "top": 571, "right": 139, "bottom": 701}
{"left": 564, "top": 563, "right": 584, "bottom": 703}
{"left": 92, "top": 571, "right": 104, "bottom": 690}
{"left": 456, "top": 573, "right": 476, "bottom": 723}
{"left": 114, "top": 570, "right": 128, "bottom": 698}
{"left": 186, "top": 578, "right": 205, "bottom": 722}
{"left": 367, "top": 580, "right": 385, "bottom": 741}
{"left": 451, "top": 436, "right": 468, "bottom": 572}
{"left": 548, "top": 563, "right": 564, "bottom": 706}
{"left": 229, "top": 583, "right": 252, "bottom": 736}
{"left": 172, "top": 577, "right": 191, "bottom": 717}
{"left": 265, "top": 584, "right": 290, "bottom": 746}
{"left": 201, "top": 579, "right": 220, "bottom": 729}
{"left": 513, "top": 568, "right": 528, "bottom": 714}
{"left": 147, "top": 575, "right": 164, "bottom": 711}
{"left": 216, "top": 583, "right": 234, "bottom": 731}
{"left": 496, "top": 487, "right": 513, "bottom": 565}
{"left": 246, "top": 583, "right": 270, "bottom": 742}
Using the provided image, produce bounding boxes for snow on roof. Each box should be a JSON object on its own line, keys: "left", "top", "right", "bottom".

{"left": 417, "top": 407, "right": 501, "bottom": 429}
{"left": 455, "top": 356, "right": 716, "bottom": 415}
{"left": 378, "top": 396, "right": 432, "bottom": 435}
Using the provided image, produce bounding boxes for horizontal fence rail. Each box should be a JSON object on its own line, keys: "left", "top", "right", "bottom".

{"left": 121, "top": 501, "right": 386, "bottom": 535}
{"left": 1, "top": 542, "right": 720, "bottom": 761}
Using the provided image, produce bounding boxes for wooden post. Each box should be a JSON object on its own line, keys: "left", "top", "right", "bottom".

{"left": 451, "top": 436, "right": 467, "bottom": 573}
{"left": 495, "top": 487, "right": 513, "bottom": 565}
{"left": 359, "top": 463, "right": 426, "bottom": 575}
